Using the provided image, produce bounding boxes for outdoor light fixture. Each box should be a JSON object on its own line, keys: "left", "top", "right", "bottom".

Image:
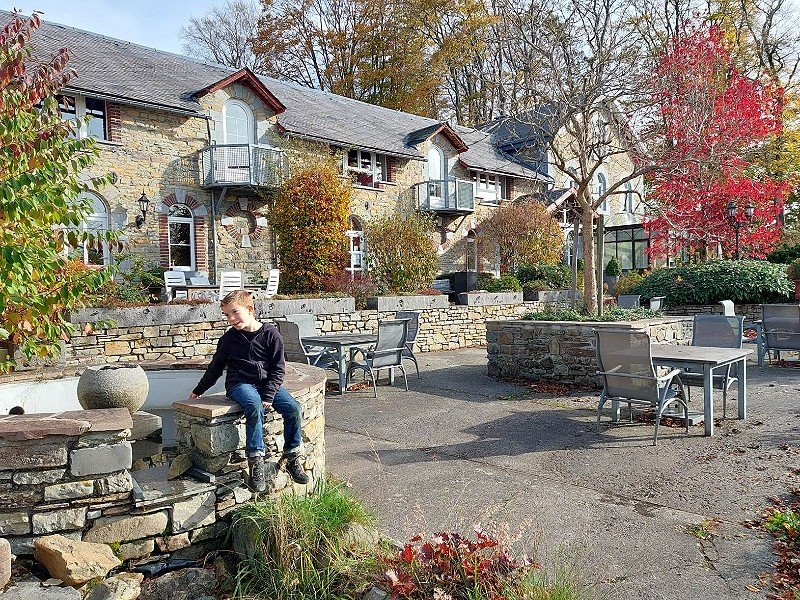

{"left": 726, "top": 201, "right": 755, "bottom": 259}
{"left": 136, "top": 191, "right": 150, "bottom": 228}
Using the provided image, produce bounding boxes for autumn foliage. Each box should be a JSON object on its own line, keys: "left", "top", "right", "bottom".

{"left": 644, "top": 24, "right": 791, "bottom": 259}
{"left": 476, "top": 200, "right": 563, "bottom": 273}
{"left": 269, "top": 158, "right": 351, "bottom": 293}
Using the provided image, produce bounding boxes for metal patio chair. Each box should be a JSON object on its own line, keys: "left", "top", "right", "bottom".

{"left": 680, "top": 314, "right": 744, "bottom": 418}
{"left": 595, "top": 328, "right": 688, "bottom": 445}
{"left": 395, "top": 310, "right": 421, "bottom": 378}
{"left": 760, "top": 304, "right": 800, "bottom": 367}
{"left": 346, "top": 319, "right": 409, "bottom": 397}
{"left": 276, "top": 319, "right": 337, "bottom": 370}
{"left": 617, "top": 295, "right": 641, "bottom": 309}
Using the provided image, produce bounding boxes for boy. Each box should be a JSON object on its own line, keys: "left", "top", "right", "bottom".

{"left": 189, "top": 290, "right": 309, "bottom": 491}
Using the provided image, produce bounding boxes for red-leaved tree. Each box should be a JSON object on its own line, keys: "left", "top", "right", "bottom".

{"left": 644, "top": 24, "right": 791, "bottom": 259}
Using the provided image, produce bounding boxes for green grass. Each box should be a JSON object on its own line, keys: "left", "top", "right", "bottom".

{"left": 229, "top": 478, "right": 383, "bottom": 600}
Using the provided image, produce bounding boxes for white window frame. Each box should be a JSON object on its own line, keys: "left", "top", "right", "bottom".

{"left": 344, "top": 149, "right": 387, "bottom": 188}
{"left": 222, "top": 99, "right": 254, "bottom": 145}
{"left": 168, "top": 204, "right": 196, "bottom": 271}
{"left": 596, "top": 172, "right": 609, "bottom": 213}
{"left": 72, "top": 192, "right": 111, "bottom": 266}
{"left": 58, "top": 94, "right": 107, "bottom": 141}
{"left": 472, "top": 171, "right": 506, "bottom": 204}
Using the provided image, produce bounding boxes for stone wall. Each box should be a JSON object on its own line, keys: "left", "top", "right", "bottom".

{"left": 663, "top": 304, "right": 762, "bottom": 321}
{"left": 486, "top": 317, "right": 693, "bottom": 387}
{"left": 0, "top": 363, "right": 326, "bottom": 559}
{"left": 64, "top": 298, "right": 538, "bottom": 365}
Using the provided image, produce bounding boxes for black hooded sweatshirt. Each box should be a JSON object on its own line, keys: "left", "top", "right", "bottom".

{"left": 192, "top": 322, "right": 285, "bottom": 403}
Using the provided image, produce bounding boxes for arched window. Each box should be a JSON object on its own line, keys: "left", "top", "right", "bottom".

{"left": 346, "top": 215, "right": 366, "bottom": 279}
{"left": 223, "top": 99, "right": 253, "bottom": 145}
{"left": 168, "top": 204, "right": 195, "bottom": 270}
{"left": 76, "top": 192, "right": 111, "bottom": 266}
{"left": 427, "top": 145, "right": 444, "bottom": 181}
{"left": 597, "top": 172, "right": 608, "bottom": 213}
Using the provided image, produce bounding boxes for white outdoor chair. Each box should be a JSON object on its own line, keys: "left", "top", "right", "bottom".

{"left": 264, "top": 269, "right": 280, "bottom": 298}
{"left": 346, "top": 319, "right": 409, "bottom": 397}
{"left": 719, "top": 300, "right": 735, "bottom": 317}
{"left": 679, "top": 314, "right": 744, "bottom": 418}
{"left": 219, "top": 269, "right": 245, "bottom": 297}
{"left": 595, "top": 328, "right": 688, "bottom": 445}
{"left": 395, "top": 310, "right": 421, "bottom": 378}
{"left": 164, "top": 270, "right": 187, "bottom": 300}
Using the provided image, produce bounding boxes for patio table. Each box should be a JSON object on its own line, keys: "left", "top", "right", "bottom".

{"left": 302, "top": 333, "right": 378, "bottom": 395}
{"left": 646, "top": 345, "right": 753, "bottom": 437}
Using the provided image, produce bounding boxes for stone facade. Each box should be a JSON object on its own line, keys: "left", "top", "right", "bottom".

{"left": 486, "top": 317, "right": 693, "bottom": 387}
{"left": 64, "top": 298, "right": 537, "bottom": 365}
{"left": 0, "top": 363, "right": 326, "bottom": 560}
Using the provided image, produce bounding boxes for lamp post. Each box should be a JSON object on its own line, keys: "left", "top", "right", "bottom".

{"left": 726, "top": 201, "right": 755, "bottom": 259}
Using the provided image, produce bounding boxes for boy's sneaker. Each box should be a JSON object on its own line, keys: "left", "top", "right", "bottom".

{"left": 284, "top": 454, "right": 309, "bottom": 484}
{"left": 248, "top": 456, "right": 266, "bottom": 492}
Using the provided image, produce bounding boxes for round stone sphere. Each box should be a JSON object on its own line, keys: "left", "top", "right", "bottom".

{"left": 77, "top": 364, "right": 150, "bottom": 414}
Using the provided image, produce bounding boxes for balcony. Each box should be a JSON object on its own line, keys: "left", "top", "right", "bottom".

{"left": 200, "top": 144, "right": 289, "bottom": 188}
{"left": 414, "top": 179, "right": 475, "bottom": 214}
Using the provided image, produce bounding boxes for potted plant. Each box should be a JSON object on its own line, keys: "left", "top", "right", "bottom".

{"left": 787, "top": 258, "right": 800, "bottom": 299}
{"left": 603, "top": 256, "right": 622, "bottom": 295}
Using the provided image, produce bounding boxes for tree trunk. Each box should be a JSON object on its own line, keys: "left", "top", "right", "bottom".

{"left": 582, "top": 209, "right": 597, "bottom": 314}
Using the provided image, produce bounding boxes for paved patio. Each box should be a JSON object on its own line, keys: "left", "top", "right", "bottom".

{"left": 324, "top": 347, "right": 800, "bottom": 599}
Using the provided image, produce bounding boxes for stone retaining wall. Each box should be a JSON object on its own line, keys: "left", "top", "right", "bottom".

{"left": 486, "top": 317, "right": 693, "bottom": 387}
{"left": 663, "top": 303, "right": 761, "bottom": 321}
{"left": 63, "top": 299, "right": 557, "bottom": 365}
{"left": 0, "top": 363, "right": 325, "bottom": 560}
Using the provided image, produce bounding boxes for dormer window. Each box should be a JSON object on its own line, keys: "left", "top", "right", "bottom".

{"left": 223, "top": 100, "right": 253, "bottom": 145}
{"left": 345, "top": 149, "right": 387, "bottom": 188}
{"left": 57, "top": 95, "right": 107, "bottom": 141}
{"left": 471, "top": 171, "right": 506, "bottom": 204}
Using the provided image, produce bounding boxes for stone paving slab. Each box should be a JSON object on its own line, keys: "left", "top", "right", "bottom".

{"left": 326, "top": 347, "right": 793, "bottom": 599}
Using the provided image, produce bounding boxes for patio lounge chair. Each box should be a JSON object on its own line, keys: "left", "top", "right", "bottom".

{"left": 617, "top": 295, "right": 641, "bottom": 309}
{"left": 595, "top": 328, "right": 688, "bottom": 445}
{"left": 759, "top": 304, "right": 800, "bottom": 367}
{"left": 164, "top": 270, "right": 187, "bottom": 300}
{"left": 395, "top": 310, "right": 421, "bottom": 378}
{"left": 680, "top": 314, "right": 744, "bottom": 418}
{"left": 346, "top": 319, "right": 409, "bottom": 397}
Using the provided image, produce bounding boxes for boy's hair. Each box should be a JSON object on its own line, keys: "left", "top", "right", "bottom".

{"left": 220, "top": 290, "right": 254, "bottom": 310}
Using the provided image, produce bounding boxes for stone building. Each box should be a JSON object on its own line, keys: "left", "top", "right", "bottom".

{"left": 15, "top": 10, "right": 646, "bottom": 283}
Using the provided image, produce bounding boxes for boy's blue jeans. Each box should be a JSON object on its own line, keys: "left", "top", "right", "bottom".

{"left": 227, "top": 384, "right": 302, "bottom": 458}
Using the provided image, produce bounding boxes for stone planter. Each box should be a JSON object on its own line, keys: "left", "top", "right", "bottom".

{"left": 77, "top": 364, "right": 150, "bottom": 414}
{"left": 603, "top": 275, "right": 619, "bottom": 295}
{"left": 524, "top": 289, "right": 581, "bottom": 302}
{"left": 456, "top": 291, "right": 523, "bottom": 306}
{"left": 365, "top": 295, "right": 449, "bottom": 311}
{"left": 256, "top": 296, "right": 355, "bottom": 317}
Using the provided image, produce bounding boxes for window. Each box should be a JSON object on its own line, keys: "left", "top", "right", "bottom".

{"left": 597, "top": 173, "right": 608, "bottom": 213}
{"left": 168, "top": 204, "right": 195, "bottom": 270}
{"left": 223, "top": 100, "right": 253, "bottom": 145}
{"left": 57, "top": 95, "right": 106, "bottom": 140}
{"left": 427, "top": 145, "right": 445, "bottom": 181}
{"left": 345, "top": 149, "right": 387, "bottom": 188}
{"left": 604, "top": 227, "right": 649, "bottom": 271}
{"left": 472, "top": 171, "right": 506, "bottom": 204}
{"left": 624, "top": 182, "right": 635, "bottom": 213}
{"left": 346, "top": 215, "right": 366, "bottom": 278}
{"left": 73, "top": 192, "right": 111, "bottom": 266}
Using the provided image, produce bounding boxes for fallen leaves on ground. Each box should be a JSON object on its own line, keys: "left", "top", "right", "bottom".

{"left": 503, "top": 377, "right": 595, "bottom": 395}
{"left": 759, "top": 490, "right": 800, "bottom": 599}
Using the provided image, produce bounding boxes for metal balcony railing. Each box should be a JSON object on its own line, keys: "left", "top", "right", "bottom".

{"left": 200, "top": 144, "right": 289, "bottom": 188}
{"left": 414, "top": 178, "right": 475, "bottom": 213}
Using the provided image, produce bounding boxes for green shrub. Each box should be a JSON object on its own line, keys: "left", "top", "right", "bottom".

{"left": 516, "top": 263, "right": 572, "bottom": 289}
{"left": 630, "top": 260, "right": 792, "bottom": 306}
{"left": 787, "top": 258, "right": 800, "bottom": 281}
{"left": 614, "top": 272, "right": 644, "bottom": 297}
{"left": 766, "top": 243, "right": 800, "bottom": 264}
{"left": 523, "top": 280, "right": 550, "bottom": 299}
{"left": 230, "top": 478, "right": 382, "bottom": 599}
{"left": 524, "top": 306, "right": 661, "bottom": 322}
{"left": 604, "top": 256, "right": 621, "bottom": 276}
{"left": 365, "top": 211, "right": 438, "bottom": 294}
{"left": 486, "top": 274, "right": 522, "bottom": 292}
{"left": 476, "top": 272, "right": 495, "bottom": 290}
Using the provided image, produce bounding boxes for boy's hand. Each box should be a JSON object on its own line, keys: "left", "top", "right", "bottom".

{"left": 262, "top": 401, "right": 272, "bottom": 411}
{"left": 188, "top": 392, "right": 199, "bottom": 399}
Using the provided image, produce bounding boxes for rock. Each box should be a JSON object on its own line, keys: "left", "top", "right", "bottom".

{"left": 0, "top": 537, "right": 11, "bottom": 588}
{"left": 33, "top": 534, "right": 121, "bottom": 585}
{"left": 139, "top": 567, "right": 216, "bottom": 600}
{"left": 85, "top": 572, "right": 144, "bottom": 600}
{"left": 167, "top": 454, "right": 193, "bottom": 480}
{"left": 363, "top": 586, "right": 389, "bottom": 600}
{"left": 84, "top": 511, "right": 168, "bottom": 544}
{"left": 0, "top": 581, "right": 81, "bottom": 599}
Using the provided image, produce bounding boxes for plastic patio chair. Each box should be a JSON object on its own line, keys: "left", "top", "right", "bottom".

{"left": 395, "top": 310, "right": 421, "bottom": 378}
{"left": 617, "top": 295, "right": 641, "bottom": 309}
{"left": 219, "top": 269, "right": 245, "bottom": 297}
{"left": 679, "top": 314, "right": 744, "bottom": 418}
{"left": 164, "top": 270, "right": 187, "bottom": 300}
{"left": 595, "top": 328, "right": 689, "bottom": 445}
{"left": 346, "top": 319, "right": 409, "bottom": 397}
{"left": 264, "top": 269, "right": 280, "bottom": 298}
{"left": 276, "top": 319, "right": 336, "bottom": 370}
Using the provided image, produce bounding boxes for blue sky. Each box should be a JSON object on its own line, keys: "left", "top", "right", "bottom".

{"left": 2, "top": 0, "right": 222, "bottom": 55}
